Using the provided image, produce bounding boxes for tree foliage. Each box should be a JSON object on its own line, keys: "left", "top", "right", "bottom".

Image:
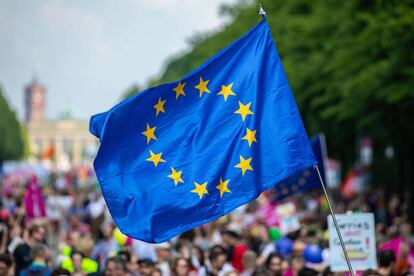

{"left": 0, "top": 87, "right": 25, "bottom": 163}
{"left": 123, "top": 83, "right": 143, "bottom": 100}
{"left": 141, "top": 0, "right": 414, "bottom": 190}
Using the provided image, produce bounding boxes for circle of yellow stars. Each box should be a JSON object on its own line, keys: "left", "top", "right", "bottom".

{"left": 140, "top": 76, "right": 257, "bottom": 200}
{"left": 274, "top": 169, "right": 310, "bottom": 197}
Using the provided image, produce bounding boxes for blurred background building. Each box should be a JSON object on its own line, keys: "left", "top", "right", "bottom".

{"left": 24, "top": 79, "right": 96, "bottom": 164}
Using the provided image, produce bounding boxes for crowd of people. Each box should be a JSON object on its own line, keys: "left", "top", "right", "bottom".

{"left": 0, "top": 163, "right": 412, "bottom": 276}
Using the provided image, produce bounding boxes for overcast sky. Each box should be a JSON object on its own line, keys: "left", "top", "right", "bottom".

{"left": 0, "top": 0, "right": 236, "bottom": 120}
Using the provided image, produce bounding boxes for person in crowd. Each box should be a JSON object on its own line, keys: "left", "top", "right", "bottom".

{"left": 297, "top": 267, "right": 318, "bottom": 276}
{"left": 128, "top": 254, "right": 140, "bottom": 276}
{"left": 171, "top": 257, "right": 191, "bottom": 276}
{"left": 64, "top": 230, "right": 81, "bottom": 253}
{"left": 91, "top": 223, "right": 117, "bottom": 269}
{"left": 191, "top": 245, "right": 207, "bottom": 273}
{"left": 362, "top": 269, "right": 381, "bottom": 276}
{"left": 104, "top": 256, "right": 128, "bottom": 276}
{"left": 13, "top": 224, "right": 46, "bottom": 275}
{"left": 222, "top": 230, "right": 248, "bottom": 272}
{"left": 175, "top": 243, "right": 192, "bottom": 269}
{"left": 117, "top": 250, "right": 139, "bottom": 276}
{"left": 265, "top": 253, "right": 284, "bottom": 276}
{"left": 51, "top": 268, "right": 71, "bottom": 276}
{"left": 150, "top": 268, "right": 163, "bottom": 276}
{"left": 207, "top": 245, "right": 235, "bottom": 276}
{"left": 60, "top": 248, "right": 98, "bottom": 275}
{"left": 67, "top": 214, "right": 90, "bottom": 237}
{"left": 224, "top": 271, "right": 240, "bottom": 276}
{"left": 71, "top": 250, "right": 86, "bottom": 276}
{"left": 321, "top": 266, "right": 333, "bottom": 276}
{"left": 133, "top": 239, "right": 157, "bottom": 262}
{"left": 290, "top": 256, "right": 304, "bottom": 276}
{"left": 241, "top": 250, "right": 257, "bottom": 276}
{"left": 155, "top": 242, "right": 172, "bottom": 276}
{"left": 251, "top": 267, "right": 273, "bottom": 276}
{"left": 138, "top": 258, "right": 155, "bottom": 276}
{"left": 19, "top": 243, "right": 53, "bottom": 276}
{"left": 0, "top": 253, "right": 13, "bottom": 276}
{"left": 377, "top": 250, "right": 396, "bottom": 276}
{"left": 46, "top": 188, "right": 72, "bottom": 235}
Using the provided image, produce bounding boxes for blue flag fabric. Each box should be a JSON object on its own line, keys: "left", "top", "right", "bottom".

{"left": 90, "top": 19, "right": 316, "bottom": 243}
{"left": 273, "top": 134, "right": 327, "bottom": 200}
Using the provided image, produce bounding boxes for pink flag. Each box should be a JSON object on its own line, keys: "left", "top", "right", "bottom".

{"left": 23, "top": 175, "right": 46, "bottom": 221}
{"left": 380, "top": 236, "right": 414, "bottom": 273}
{"left": 380, "top": 236, "right": 401, "bottom": 258}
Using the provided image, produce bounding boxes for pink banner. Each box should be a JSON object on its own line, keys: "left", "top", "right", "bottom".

{"left": 23, "top": 175, "right": 46, "bottom": 221}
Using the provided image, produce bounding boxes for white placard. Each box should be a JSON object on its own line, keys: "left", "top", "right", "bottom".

{"left": 328, "top": 213, "right": 377, "bottom": 272}
{"left": 276, "top": 202, "right": 300, "bottom": 235}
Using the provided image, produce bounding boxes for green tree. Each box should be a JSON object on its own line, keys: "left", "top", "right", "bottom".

{"left": 139, "top": 0, "right": 414, "bottom": 191}
{"left": 0, "top": 87, "right": 25, "bottom": 165}
{"left": 122, "top": 84, "right": 143, "bottom": 99}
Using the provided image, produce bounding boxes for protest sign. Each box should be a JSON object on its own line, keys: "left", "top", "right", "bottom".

{"left": 328, "top": 213, "right": 377, "bottom": 272}
{"left": 276, "top": 202, "right": 300, "bottom": 235}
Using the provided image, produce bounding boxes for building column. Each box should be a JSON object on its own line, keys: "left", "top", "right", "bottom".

{"left": 73, "top": 139, "right": 82, "bottom": 163}
{"left": 55, "top": 138, "right": 64, "bottom": 163}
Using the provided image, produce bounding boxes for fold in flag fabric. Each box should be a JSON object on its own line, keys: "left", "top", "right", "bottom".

{"left": 90, "top": 18, "right": 316, "bottom": 243}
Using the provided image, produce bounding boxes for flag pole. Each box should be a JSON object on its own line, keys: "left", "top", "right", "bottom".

{"left": 259, "top": 4, "right": 266, "bottom": 17}
{"left": 314, "top": 164, "right": 355, "bottom": 276}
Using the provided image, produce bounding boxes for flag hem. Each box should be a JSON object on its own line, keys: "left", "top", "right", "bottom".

{"left": 104, "top": 161, "right": 316, "bottom": 243}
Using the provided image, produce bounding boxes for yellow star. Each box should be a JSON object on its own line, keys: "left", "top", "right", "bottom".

{"left": 191, "top": 181, "right": 209, "bottom": 199}
{"left": 234, "top": 101, "right": 254, "bottom": 121}
{"left": 216, "top": 178, "right": 231, "bottom": 198}
{"left": 141, "top": 123, "right": 157, "bottom": 144}
{"left": 153, "top": 97, "right": 166, "bottom": 117}
{"left": 172, "top": 81, "right": 186, "bottom": 99}
{"left": 242, "top": 128, "right": 257, "bottom": 147}
{"left": 217, "top": 83, "right": 236, "bottom": 101}
{"left": 234, "top": 155, "right": 253, "bottom": 175}
{"left": 194, "top": 77, "right": 210, "bottom": 97}
{"left": 168, "top": 167, "right": 184, "bottom": 186}
{"left": 146, "top": 150, "right": 166, "bottom": 167}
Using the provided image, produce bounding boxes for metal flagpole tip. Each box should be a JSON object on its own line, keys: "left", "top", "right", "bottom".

{"left": 259, "top": 4, "right": 266, "bottom": 17}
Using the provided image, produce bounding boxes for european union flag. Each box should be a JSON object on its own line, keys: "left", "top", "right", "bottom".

{"left": 90, "top": 18, "right": 316, "bottom": 243}
{"left": 273, "top": 134, "right": 327, "bottom": 200}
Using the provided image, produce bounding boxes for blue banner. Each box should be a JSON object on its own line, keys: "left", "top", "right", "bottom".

{"left": 90, "top": 19, "right": 316, "bottom": 243}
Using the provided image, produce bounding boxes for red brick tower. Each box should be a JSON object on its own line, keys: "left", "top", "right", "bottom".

{"left": 25, "top": 79, "right": 46, "bottom": 123}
